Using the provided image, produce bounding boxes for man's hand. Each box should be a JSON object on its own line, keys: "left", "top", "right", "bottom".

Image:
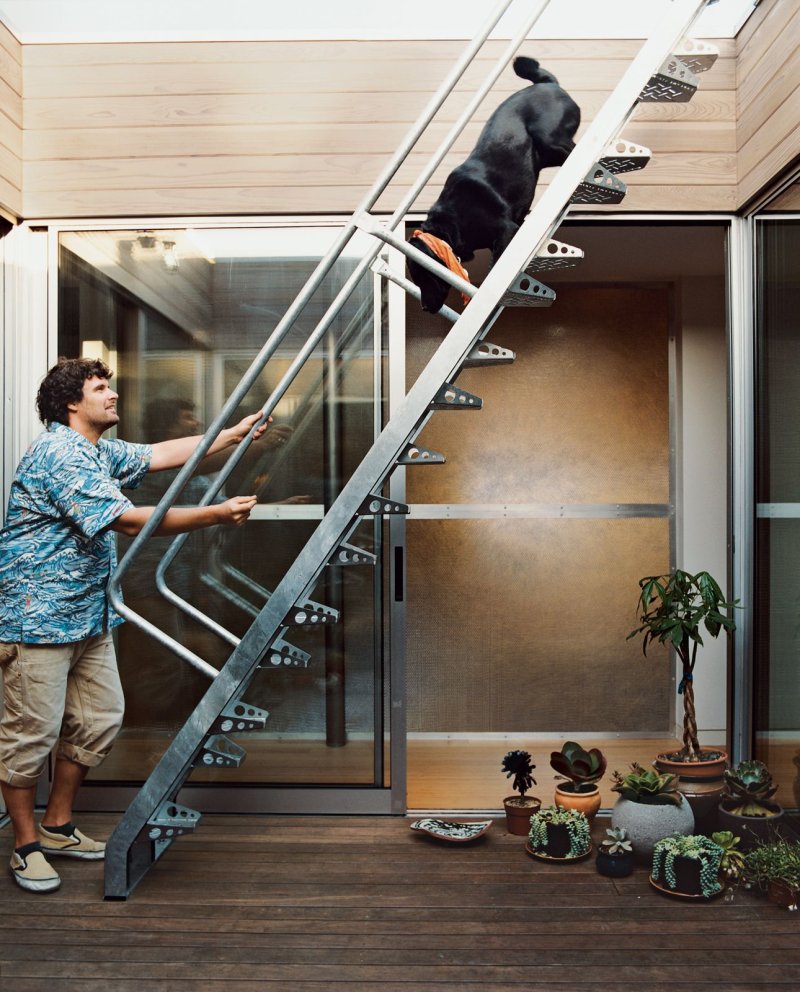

{"left": 226, "top": 413, "right": 271, "bottom": 447}
{"left": 217, "top": 495, "right": 258, "bottom": 527}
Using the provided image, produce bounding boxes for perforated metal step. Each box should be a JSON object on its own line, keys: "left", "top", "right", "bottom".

{"left": 196, "top": 735, "right": 246, "bottom": 769}
{"left": 259, "top": 638, "right": 311, "bottom": 669}
{"left": 146, "top": 802, "right": 201, "bottom": 841}
{"left": 398, "top": 444, "right": 446, "bottom": 465}
{"left": 600, "top": 139, "right": 652, "bottom": 174}
{"left": 432, "top": 383, "right": 483, "bottom": 409}
{"left": 524, "top": 239, "right": 583, "bottom": 273}
{"left": 639, "top": 56, "right": 698, "bottom": 102}
{"left": 328, "top": 542, "right": 377, "bottom": 566}
{"left": 500, "top": 274, "right": 556, "bottom": 307}
{"left": 570, "top": 165, "right": 627, "bottom": 204}
{"left": 462, "top": 342, "right": 515, "bottom": 368}
{"left": 676, "top": 38, "right": 719, "bottom": 73}
{"left": 213, "top": 700, "right": 269, "bottom": 733}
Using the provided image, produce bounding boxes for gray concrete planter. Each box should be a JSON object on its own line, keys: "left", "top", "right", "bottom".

{"left": 611, "top": 795, "right": 695, "bottom": 863}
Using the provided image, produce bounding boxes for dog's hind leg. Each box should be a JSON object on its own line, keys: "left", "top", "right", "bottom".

{"left": 490, "top": 221, "right": 521, "bottom": 266}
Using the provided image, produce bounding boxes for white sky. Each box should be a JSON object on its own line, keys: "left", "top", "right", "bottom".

{"left": 0, "top": 0, "right": 759, "bottom": 43}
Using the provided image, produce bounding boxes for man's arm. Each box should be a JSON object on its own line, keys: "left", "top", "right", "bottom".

{"left": 108, "top": 496, "right": 257, "bottom": 536}
{"left": 148, "top": 413, "right": 269, "bottom": 473}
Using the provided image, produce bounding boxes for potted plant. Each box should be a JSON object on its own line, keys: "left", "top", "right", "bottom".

{"left": 718, "top": 759, "right": 785, "bottom": 848}
{"left": 550, "top": 740, "right": 607, "bottom": 820}
{"left": 596, "top": 826, "right": 634, "bottom": 878}
{"left": 501, "top": 749, "right": 541, "bottom": 836}
{"left": 610, "top": 762, "right": 694, "bottom": 862}
{"left": 711, "top": 830, "right": 747, "bottom": 887}
{"left": 743, "top": 837, "right": 800, "bottom": 910}
{"left": 628, "top": 570, "right": 738, "bottom": 779}
{"left": 650, "top": 833, "right": 725, "bottom": 898}
{"left": 526, "top": 805, "right": 592, "bottom": 861}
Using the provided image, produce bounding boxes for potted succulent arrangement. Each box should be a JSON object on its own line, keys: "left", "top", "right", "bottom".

{"left": 596, "top": 826, "right": 635, "bottom": 878}
{"left": 628, "top": 570, "right": 738, "bottom": 780}
{"left": 610, "top": 762, "right": 694, "bottom": 862}
{"left": 743, "top": 837, "right": 800, "bottom": 910}
{"left": 526, "top": 805, "right": 592, "bottom": 861}
{"left": 550, "top": 740, "right": 607, "bottom": 821}
{"left": 650, "top": 833, "right": 725, "bottom": 899}
{"left": 718, "top": 759, "right": 785, "bottom": 849}
{"left": 501, "top": 749, "right": 541, "bottom": 836}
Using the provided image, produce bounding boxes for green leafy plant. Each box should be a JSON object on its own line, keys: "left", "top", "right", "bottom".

{"left": 600, "top": 826, "right": 633, "bottom": 855}
{"left": 550, "top": 740, "right": 607, "bottom": 793}
{"left": 628, "top": 570, "right": 738, "bottom": 762}
{"left": 723, "top": 760, "right": 779, "bottom": 817}
{"left": 501, "top": 749, "right": 536, "bottom": 798}
{"left": 528, "top": 805, "right": 591, "bottom": 858}
{"left": 610, "top": 762, "right": 683, "bottom": 806}
{"left": 743, "top": 838, "right": 800, "bottom": 894}
{"left": 711, "top": 830, "right": 747, "bottom": 882}
{"left": 651, "top": 833, "right": 724, "bottom": 898}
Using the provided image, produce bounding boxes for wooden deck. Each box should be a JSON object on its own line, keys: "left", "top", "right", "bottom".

{"left": 1, "top": 812, "right": 798, "bottom": 991}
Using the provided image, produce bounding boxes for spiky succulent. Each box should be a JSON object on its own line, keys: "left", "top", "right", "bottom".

{"left": 600, "top": 826, "right": 633, "bottom": 855}
{"left": 723, "top": 760, "right": 779, "bottom": 816}
{"left": 501, "top": 749, "right": 536, "bottom": 798}
{"left": 610, "top": 762, "right": 683, "bottom": 806}
{"left": 550, "top": 740, "right": 607, "bottom": 791}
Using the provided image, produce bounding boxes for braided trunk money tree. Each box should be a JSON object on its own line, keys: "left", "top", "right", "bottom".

{"left": 628, "top": 570, "right": 737, "bottom": 763}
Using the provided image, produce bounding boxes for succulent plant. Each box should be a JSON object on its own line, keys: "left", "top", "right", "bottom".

{"left": 610, "top": 762, "right": 683, "bottom": 807}
{"left": 501, "top": 749, "right": 536, "bottom": 798}
{"left": 711, "top": 830, "right": 747, "bottom": 882}
{"left": 600, "top": 826, "right": 633, "bottom": 855}
{"left": 550, "top": 740, "right": 607, "bottom": 792}
{"left": 651, "top": 833, "right": 724, "bottom": 898}
{"left": 723, "top": 760, "right": 779, "bottom": 817}
{"left": 528, "top": 805, "right": 591, "bottom": 858}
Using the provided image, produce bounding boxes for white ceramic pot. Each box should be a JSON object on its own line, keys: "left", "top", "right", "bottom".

{"left": 611, "top": 795, "right": 695, "bottom": 863}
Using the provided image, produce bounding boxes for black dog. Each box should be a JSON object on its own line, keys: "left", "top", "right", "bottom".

{"left": 408, "top": 56, "right": 580, "bottom": 313}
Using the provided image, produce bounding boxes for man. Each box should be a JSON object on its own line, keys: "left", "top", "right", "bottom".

{"left": 0, "top": 357, "right": 266, "bottom": 893}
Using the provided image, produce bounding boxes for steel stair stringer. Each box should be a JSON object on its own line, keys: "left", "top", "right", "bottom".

{"left": 103, "top": 0, "right": 714, "bottom": 899}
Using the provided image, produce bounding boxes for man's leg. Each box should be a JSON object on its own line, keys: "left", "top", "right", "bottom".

{"left": 41, "top": 757, "right": 89, "bottom": 830}
{"left": 0, "top": 782, "right": 37, "bottom": 848}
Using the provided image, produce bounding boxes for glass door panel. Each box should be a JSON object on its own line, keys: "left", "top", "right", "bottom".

{"left": 57, "top": 225, "right": 388, "bottom": 804}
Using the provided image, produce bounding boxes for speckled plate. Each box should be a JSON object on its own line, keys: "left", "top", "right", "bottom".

{"left": 409, "top": 818, "right": 492, "bottom": 842}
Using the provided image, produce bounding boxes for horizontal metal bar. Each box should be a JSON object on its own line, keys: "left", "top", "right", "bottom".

{"left": 756, "top": 504, "right": 800, "bottom": 518}
{"left": 407, "top": 503, "right": 672, "bottom": 519}
{"left": 373, "top": 261, "right": 460, "bottom": 324}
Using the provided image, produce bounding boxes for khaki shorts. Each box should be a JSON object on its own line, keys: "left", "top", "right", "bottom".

{"left": 0, "top": 633, "right": 124, "bottom": 788}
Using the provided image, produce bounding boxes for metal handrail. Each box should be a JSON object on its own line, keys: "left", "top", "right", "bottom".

{"left": 108, "top": 0, "right": 554, "bottom": 674}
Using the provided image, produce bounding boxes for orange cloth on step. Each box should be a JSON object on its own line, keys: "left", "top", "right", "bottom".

{"left": 411, "top": 230, "right": 472, "bottom": 306}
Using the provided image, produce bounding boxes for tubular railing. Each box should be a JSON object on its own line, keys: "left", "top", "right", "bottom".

{"left": 107, "top": 0, "right": 554, "bottom": 673}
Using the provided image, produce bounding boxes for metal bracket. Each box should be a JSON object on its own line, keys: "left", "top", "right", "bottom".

{"left": 196, "top": 735, "right": 247, "bottom": 769}
{"left": 284, "top": 599, "right": 339, "bottom": 626}
{"left": 213, "top": 700, "right": 269, "bottom": 733}
{"left": 359, "top": 495, "right": 409, "bottom": 515}
{"left": 500, "top": 274, "right": 556, "bottom": 307}
{"left": 600, "top": 139, "right": 652, "bottom": 174}
{"left": 675, "top": 38, "right": 719, "bottom": 73}
{"left": 397, "top": 444, "right": 446, "bottom": 465}
{"left": 524, "top": 239, "right": 583, "bottom": 273}
{"left": 463, "top": 342, "right": 515, "bottom": 367}
{"left": 328, "top": 542, "right": 377, "bottom": 566}
{"left": 259, "top": 637, "right": 311, "bottom": 669}
{"left": 146, "top": 802, "right": 201, "bottom": 841}
{"left": 432, "top": 383, "right": 483, "bottom": 409}
{"left": 639, "top": 56, "right": 698, "bottom": 102}
{"left": 570, "top": 165, "right": 628, "bottom": 204}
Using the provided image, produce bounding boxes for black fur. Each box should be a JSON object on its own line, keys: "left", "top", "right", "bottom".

{"left": 408, "top": 56, "right": 580, "bottom": 313}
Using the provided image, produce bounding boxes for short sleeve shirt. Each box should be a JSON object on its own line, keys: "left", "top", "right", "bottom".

{"left": 0, "top": 422, "right": 152, "bottom": 643}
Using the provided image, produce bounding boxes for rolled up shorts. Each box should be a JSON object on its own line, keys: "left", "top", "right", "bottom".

{"left": 0, "top": 633, "right": 124, "bottom": 788}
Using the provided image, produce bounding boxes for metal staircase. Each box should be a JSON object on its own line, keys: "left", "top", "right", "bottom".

{"left": 104, "top": 0, "right": 719, "bottom": 898}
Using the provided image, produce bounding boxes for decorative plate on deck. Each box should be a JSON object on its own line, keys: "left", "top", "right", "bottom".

{"left": 409, "top": 818, "right": 492, "bottom": 842}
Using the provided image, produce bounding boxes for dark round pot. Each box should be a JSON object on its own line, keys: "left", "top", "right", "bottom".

{"left": 543, "top": 823, "right": 572, "bottom": 858}
{"left": 596, "top": 849, "right": 634, "bottom": 878}
{"left": 767, "top": 879, "right": 799, "bottom": 910}
{"left": 717, "top": 799, "right": 784, "bottom": 850}
{"left": 652, "top": 851, "right": 704, "bottom": 896}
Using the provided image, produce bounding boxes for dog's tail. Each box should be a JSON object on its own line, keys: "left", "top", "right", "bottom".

{"left": 513, "top": 56, "right": 560, "bottom": 86}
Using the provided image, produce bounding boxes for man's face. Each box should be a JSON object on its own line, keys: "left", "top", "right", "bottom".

{"left": 72, "top": 375, "right": 119, "bottom": 432}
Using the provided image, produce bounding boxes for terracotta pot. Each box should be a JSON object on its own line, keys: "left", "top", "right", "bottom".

{"left": 767, "top": 879, "right": 799, "bottom": 910}
{"left": 503, "top": 795, "right": 541, "bottom": 836}
{"left": 554, "top": 784, "right": 602, "bottom": 821}
{"left": 717, "top": 799, "right": 785, "bottom": 850}
{"left": 654, "top": 749, "right": 729, "bottom": 781}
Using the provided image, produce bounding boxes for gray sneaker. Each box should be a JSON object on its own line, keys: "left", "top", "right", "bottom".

{"left": 10, "top": 849, "right": 61, "bottom": 893}
{"left": 38, "top": 824, "right": 105, "bottom": 860}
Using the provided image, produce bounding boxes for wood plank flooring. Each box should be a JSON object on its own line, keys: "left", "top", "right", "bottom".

{"left": 1, "top": 812, "right": 798, "bottom": 991}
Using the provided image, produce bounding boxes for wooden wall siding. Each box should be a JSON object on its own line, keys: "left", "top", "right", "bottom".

{"left": 0, "top": 20, "right": 22, "bottom": 217}
{"left": 20, "top": 37, "right": 737, "bottom": 219}
{"left": 736, "top": 0, "right": 800, "bottom": 208}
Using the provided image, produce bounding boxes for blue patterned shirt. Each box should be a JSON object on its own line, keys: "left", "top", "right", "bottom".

{"left": 0, "top": 423, "right": 152, "bottom": 643}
